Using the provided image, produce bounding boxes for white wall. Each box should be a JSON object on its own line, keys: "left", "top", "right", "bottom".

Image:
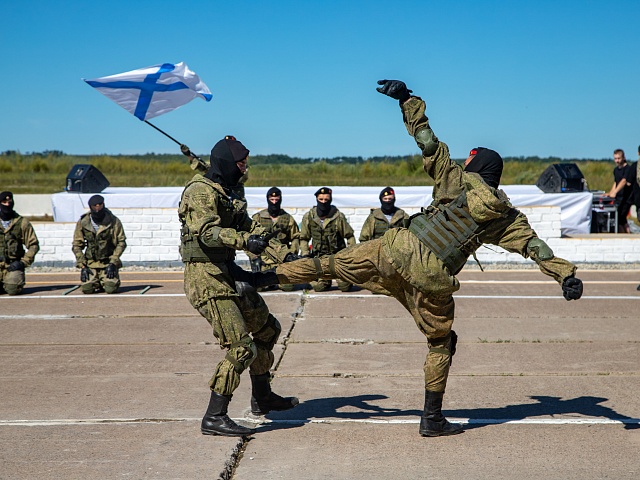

{"left": 30, "top": 205, "right": 640, "bottom": 267}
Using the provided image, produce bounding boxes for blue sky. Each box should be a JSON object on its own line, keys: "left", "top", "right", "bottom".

{"left": 2, "top": 0, "right": 638, "bottom": 160}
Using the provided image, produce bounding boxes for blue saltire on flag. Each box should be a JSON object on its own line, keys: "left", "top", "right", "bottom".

{"left": 83, "top": 62, "right": 212, "bottom": 121}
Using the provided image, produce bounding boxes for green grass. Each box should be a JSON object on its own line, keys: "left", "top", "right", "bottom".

{"left": 0, "top": 151, "right": 617, "bottom": 194}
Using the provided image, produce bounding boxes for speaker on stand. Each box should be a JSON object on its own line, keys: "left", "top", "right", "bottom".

{"left": 535, "top": 163, "right": 586, "bottom": 193}
{"left": 65, "top": 164, "right": 110, "bottom": 193}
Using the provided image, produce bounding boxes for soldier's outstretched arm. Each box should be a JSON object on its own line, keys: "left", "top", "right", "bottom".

{"left": 377, "top": 79, "right": 458, "bottom": 184}
{"left": 485, "top": 210, "right": 583, "bottom": 300}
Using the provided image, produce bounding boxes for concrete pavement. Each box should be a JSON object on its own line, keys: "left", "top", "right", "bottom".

{"left": 1, "top": 269, "right": 639, "bottom": 479}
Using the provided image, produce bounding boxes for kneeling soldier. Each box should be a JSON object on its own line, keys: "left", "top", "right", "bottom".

{"left": 72, "top": 195, "right": 126, "bottom": 294}
{"left": 0, "top": 192, "right": 39, "bottom": 295}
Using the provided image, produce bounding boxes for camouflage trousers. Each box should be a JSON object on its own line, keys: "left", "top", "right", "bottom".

{"left": 81, "top": 267, "right": 120, "bottom": 294}
{"left": 276, "top": 238, "right": 456, "bottom": 393}
{"left": 190, "top": 283, "right": 281, "bottom": 396}
{"left": 0, "top": 267, "right": 25, "bottom": 295}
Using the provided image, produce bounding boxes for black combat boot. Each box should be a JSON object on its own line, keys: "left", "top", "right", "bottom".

{"left": 250, "top": 373, "right": 299, "bottom": 415}
{"left": 201, "top": 391, "right": 256, "bottom": 437}
{"left": 419, "top": 390, "right": 463, "bottom": 437}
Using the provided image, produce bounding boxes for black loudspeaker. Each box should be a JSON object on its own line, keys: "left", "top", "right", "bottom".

{"left": 536, "top": 163, "right": 585, "bottom": 193}
{"left": 65, "top": 164, "right": 110, "bottom": 193}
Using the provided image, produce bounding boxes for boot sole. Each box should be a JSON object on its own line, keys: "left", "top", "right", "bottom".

{"left": 420, "top": 429, "right": 464, "bottom": 437}
{"left": 201, "top": 428, "right": 256, "bottom": 437}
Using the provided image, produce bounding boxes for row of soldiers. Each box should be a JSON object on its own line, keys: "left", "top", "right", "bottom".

{"left": 0, "top": 191, "right": 126, "bottom": 295}
{"left": 249, "top": 185, "right": 410, "bottom": 292}
{"left": 1, "top": 182, "right": 407, "bottom": 297}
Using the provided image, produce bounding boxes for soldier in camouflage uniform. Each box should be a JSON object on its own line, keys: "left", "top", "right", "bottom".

{"left": 300, "top": 187, "right": 356, "bottom": 292}
{"left": 359, "top": 187, "right": 410, "bottom": 242}
{"left": 0, "top": 191, "right": 40, "bottom": 295}
{"left": 179, "top": 135, "right": 298, "bottom": 437}
{"left": 259, "top": 80, "right": 584, "bottom": 437}
{"left": 250, "top": 187, "right": 300, "bottom": 291}
{"left": 72, "top": 195, "right": 127, "bottom": 294}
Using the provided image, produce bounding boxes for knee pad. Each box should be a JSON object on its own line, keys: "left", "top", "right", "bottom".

{"left": 253, "top": 314, "right": 282, "bottom": 351}
{"left": 225, "top": 336, "right": 257, "bottom": 373}
{"left": 104, "top": 284, "right": 119, "bottom": 294}
{"left": 4, "top": 284, "right": 22, "bottom": 296}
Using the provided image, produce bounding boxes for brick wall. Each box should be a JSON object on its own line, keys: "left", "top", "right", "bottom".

{"left": 31, "top": 205, "right": 640, "bottom": 267}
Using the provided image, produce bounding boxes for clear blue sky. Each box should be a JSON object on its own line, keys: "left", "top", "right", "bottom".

{"left": 2, "top": 0, "right": 638, "bottom": 160}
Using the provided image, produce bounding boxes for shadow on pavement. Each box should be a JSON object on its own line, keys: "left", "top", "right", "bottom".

{"left": 263, "top": 394, "right": 421, "bottom": 422}
{"left": 448, "top": 395, "right": 640, "bottom": 431}
{"left": 21, "top": 284, "right": 78, "bottom": 294}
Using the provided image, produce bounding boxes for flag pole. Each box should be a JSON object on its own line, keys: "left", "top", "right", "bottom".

{"left": 144, "top": 120, "right": 182, "bottom": 146}
{"left": 144, "top": 120, "right": 204, "bottom": 163}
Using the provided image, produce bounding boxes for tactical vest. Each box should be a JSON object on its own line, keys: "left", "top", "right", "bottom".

{"left": 179, "top": 179, "right": 237, "bottom": 263}
{"left": 83, "top": 221, "right": 116, "bottom": 263}
{"left": 308, "top": 213, "right": 346, "bottom": 256}
{"left": 408, "top": 192, "right": 483, "bottom": 275}
{"left": 0, "top": 217, "right": 25, "bottom": 263}
{"left": 255, "top": 211, "right": 294, "bottom": 246}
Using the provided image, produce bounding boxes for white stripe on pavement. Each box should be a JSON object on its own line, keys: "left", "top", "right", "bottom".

{"left": 3, "top": 293, "right": 639, "bottom": 300}
{"left": 1, "top": 417, "right": 637, "bottom": 426}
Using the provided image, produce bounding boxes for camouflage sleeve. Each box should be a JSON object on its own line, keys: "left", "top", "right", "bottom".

{"left": 72, "top": 220, "right": 86, "bottom": 267}
{"left": 186, "top": 183, "right": 251, "bottom": 250}
{"left": 109, "top": 218, "right": 127, "bottom": 267}
{"left": 190, "top": 156, "right": 209, "bottom": 174}
{"left": 401, "top": 97, "right": 464, "bottom": 194}
{"left": 402, "top": 211, "right": 411, "bottom": 228}
{"left": 288, "top": 216, "right": 300, "bottom": 254}
{"left": 340, "top": 213, "right": 356, "bottom": 246}
{"left": 359, "top": 213, "right": 375, "bottom": 242}
{"left": 299, "top": 213, "right": 311, "bottom": 255}
{"left": 19, "top": 219, "right": 40, "bottom": 268}
{"left": 482, "top": 210, "right": 576, "bottom": 284}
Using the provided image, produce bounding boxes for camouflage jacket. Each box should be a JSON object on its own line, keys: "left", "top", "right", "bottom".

{"left": 250, "top": 209, "right": 300, "bottom": 265}
{"left": 72, "top": 209, "right": 127, "bottom": 269}
{"left": 359, "top": 207, "right": 409, "bottom": 242}
{"left": 380, "top": 97, "right": 576, "bottom": 294}
{"left": 179, "top": 174, "right": 286, "bottom": 305}
{"left": 299, "top": 206, "right": 356, "bottom": 256}
{"left": 0, "top": 214, "right": 40, "bottom": 268}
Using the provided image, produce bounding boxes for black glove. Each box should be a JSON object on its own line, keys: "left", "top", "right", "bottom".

{"left": 562, "top": 276, "right": 583, "bottom": 300}
{"left": 246, "top": 235, "right": 269, "bottom": 255}
{"left": 253, "top": 269, "right": 280, "bottom": 289}
{"left": 105, "top": 263, "right": 118, "bottom": 279}
{"left": 283, "top": 252, "right": 303, "bottom": 263}
{"left": 80, "top": 266, "right": 93, "bottom": 282}
{"left": 376, "top": 79, "right": 413, "bottom": 102}
{"left": 7, "top": 260, "right": 24, "bottom": 272}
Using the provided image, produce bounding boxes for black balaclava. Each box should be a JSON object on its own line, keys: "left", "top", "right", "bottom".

{"left": 205, "top": 135, "right": 250, "bottom": 190}
{"left": 88, "top": 194, "right": 107, "bottom": 223}
{"left": 266, "top": 187, "right": 282, "bottom": 216}
{"left": 379, "top": 186, "right": 397, "bottom": 216}
{"left": 0, "top": 191, "right": 15, "bottom": 221}
{"left": 464, "top": 147, "right": 503, "bottom": 188}
{"left": 315, "top": 187, "right": 333, "bottom": 217}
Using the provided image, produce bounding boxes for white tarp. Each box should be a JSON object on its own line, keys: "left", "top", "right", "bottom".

{"left": 51, "top": 185, "right": 593, "bottom": 235}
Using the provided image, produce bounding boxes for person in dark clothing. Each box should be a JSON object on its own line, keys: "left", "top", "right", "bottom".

{"left": 605, "top": 149, "right": 634, "bottom": 233}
